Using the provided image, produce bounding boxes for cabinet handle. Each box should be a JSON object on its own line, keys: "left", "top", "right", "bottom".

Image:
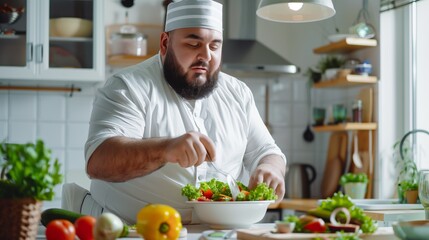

{"left": 35, "top": 44, "right": 43, "bottom": 63}
{"left": 26, "top": 43, "right": 33, "bottom": 62}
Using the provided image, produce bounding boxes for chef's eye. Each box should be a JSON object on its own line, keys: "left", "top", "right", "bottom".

{"left": 187, "top": 42, "right": 199, "bottom": 48}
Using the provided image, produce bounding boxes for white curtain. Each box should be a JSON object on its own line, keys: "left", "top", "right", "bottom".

{"left": 377, "top": 0, "right": 429, "bottom": 198}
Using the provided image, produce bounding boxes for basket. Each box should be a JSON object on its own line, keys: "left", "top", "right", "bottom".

{"left": 0, "top": 198, "right": 42, "bottom": 240}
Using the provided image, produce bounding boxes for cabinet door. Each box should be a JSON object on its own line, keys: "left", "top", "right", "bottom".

{"left": 0, "top": 0, "right": 37, "bottom": 78}
{"left": 37, "top": 0, "right": 104, "bottom": 82}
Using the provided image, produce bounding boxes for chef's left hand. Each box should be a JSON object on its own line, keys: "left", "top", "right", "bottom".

{"left": 248, "top": 155, "right": 286, "bottom": 202}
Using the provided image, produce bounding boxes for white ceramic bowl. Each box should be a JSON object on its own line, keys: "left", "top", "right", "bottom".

{"left": 50, "top": 17, "right": 92, "bottom": 37}
{"left": 393, "top": 220, "right": 429, "bottom": 240}
{"left": 187, "top": 200, "right": 274, "bottom": 229}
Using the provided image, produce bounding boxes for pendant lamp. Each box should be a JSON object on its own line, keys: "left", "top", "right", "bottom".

{"left": 256, "top": 0, "right": 336, "bottom": 23}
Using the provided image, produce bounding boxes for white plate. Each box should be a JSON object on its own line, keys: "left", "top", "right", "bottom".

{"left": 318, "top": 199, "right": 424, "bottom": 210}
{"left": 328, "top": 34, "right": 358, "bottom": 42}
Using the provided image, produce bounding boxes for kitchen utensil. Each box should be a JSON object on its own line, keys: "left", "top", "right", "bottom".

{"left": 285, "top": 163, "right": 316, "bottom": 199}
{"left": 349, "top": 0, "right": 375, "bottom": 39}
{"left": 353, "top": 131, "right": 363, "bottom": 168}
{"left": 303, "top": 81, "right": 314, "bottom": 142}
{"left": 321, "top": 131, "right": 348, "bottom": 198}
{"left": 207, "top": 161, "right": 240, "bottom": 200}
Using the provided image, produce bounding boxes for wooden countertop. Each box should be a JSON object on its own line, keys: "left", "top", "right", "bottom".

{"left": 271, "top": 199, "right": 426, "bottom": 222}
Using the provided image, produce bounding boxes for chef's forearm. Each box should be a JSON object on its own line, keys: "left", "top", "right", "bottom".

{"left": 86, "top": 136, "right": 168, "bottom": 182}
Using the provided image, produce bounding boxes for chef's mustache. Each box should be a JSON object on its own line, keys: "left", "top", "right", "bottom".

{"left": 191, "top": 61, "right": 209, "bottom": 68}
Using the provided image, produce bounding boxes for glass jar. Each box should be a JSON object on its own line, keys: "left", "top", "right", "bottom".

{"left": 110, "top": 31, "right": 147, "bottom": 56}
{"left": 352, "top": 100, "right": 363, "bottom": 122}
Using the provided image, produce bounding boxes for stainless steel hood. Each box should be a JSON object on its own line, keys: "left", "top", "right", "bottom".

{"left": 218, "top": 0, "right": 300, "bottom": 75}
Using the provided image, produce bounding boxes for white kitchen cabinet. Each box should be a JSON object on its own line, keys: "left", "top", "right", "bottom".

{"left": 0, "top": 0, "right": 104, "bottom": 85}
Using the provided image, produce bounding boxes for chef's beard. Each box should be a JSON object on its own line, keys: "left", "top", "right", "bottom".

{"left": 163, "top": 48, "right": 219, "bottom": 100}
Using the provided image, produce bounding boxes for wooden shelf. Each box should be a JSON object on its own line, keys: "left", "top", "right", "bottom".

{"left": 313, "top": 74, "right": 378, "bottom": 88}
{"left": 313, "top": 37, "right": 377, "bottom": 54}
{"left": 313, "top": 122, "right": 377, "bottom": 132}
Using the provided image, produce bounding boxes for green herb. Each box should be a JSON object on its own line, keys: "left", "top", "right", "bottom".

{"left": 339, "top": 173, "right": 368, "bottom": 185}
{"left": 0, "top": 139, "right": 63, "bottom": 200}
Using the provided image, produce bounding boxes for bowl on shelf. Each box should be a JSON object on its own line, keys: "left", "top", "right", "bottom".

{"left": 354, "top": 62, "right": 372, "bottom": 76}
{"left": 0, "top": 4, "right": 24, "bottom": 24}
{"left": 50, "top": 17, "right": 92, "bottom": 38}
{"left": 186, "top": 200, "right": 274, "bottom": 229}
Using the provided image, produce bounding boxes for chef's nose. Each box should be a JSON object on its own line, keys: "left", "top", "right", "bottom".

{"left": 197, "top": 46, "right": 212, "bottom": 62}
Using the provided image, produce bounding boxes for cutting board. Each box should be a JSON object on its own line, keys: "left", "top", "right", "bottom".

{"left": 320, "top": 131, "right": 348, "bottom": 198}
{"left": 236, "top": 227, "right": 395, "bottom": 240}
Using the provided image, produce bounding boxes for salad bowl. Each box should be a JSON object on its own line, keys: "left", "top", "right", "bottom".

{"left": 187, "top": 200, "right": 274, "bottom": 229}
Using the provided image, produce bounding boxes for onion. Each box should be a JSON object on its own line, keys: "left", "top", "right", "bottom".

{"left": 329, "top": 207, "right": 351, "bottom": 225}
{"left": 93, "top": 213, "right": 124, "bottom": 240}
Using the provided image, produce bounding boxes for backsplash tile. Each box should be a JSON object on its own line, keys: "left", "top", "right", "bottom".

{"left": 38, "top": 93, "right": 66, "bottom": 121}
{"left": 9, "top": 92, "right": 37, "bottom": 121}
{"left": 0, "top": 121, "right": 7, "bottom": 140}
{"left": 9, "top": 121, "right": 37, "bottom": 143}
{"left": 67, "top": 95, "right": 94, "bottom": 122}
{"left": 67, "top": 122, "right": 89, "bottom": 149}
{"left": 38, "top": 122, "right": 66, "bottom": 148}
{"left": 0, "top": 93, "right": 7, "bottom": 120}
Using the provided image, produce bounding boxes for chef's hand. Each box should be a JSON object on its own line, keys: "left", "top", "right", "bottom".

{"left": 164, "top": 131, "right": 216, "bottom": 168}
{"left": 248, "top": 155, "right": 286, "bottom": 203}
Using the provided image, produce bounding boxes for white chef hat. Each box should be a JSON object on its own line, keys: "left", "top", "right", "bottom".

{"left": 165, "top": 0, "right": 223, "bottom": 33}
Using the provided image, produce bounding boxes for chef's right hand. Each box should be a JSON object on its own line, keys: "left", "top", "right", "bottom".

{"left": 164, "top": 131, "right": 216, "bottom": 168}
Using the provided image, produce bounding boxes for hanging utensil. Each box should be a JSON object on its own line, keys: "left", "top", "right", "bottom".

{"left": 352, "top": 131, "right": 363, "bottom": 168}
{"left": 349, "top": 0, "right": 375, "bottom": 39}
{"left": 303, "top": 80, "right": 314, "bottom": 142}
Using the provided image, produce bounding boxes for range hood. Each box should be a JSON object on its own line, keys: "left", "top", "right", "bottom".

{"left": 218, "top": 0, "right": 300, "bottom": 75}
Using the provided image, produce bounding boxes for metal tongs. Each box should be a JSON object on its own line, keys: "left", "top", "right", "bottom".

{"left": 207, "top": 160, "right": 240, "bottom": 200}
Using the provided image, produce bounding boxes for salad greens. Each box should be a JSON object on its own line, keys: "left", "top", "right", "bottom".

{"left": 315, "top": 192, "right": 377, "bottom": 233}
{"left": 181, "top": 178, "right": 277, "bottom": 201}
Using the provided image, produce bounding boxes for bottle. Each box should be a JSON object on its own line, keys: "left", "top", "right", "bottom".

{"left": 352, "top": 100, "right": 362, "bottom": 122}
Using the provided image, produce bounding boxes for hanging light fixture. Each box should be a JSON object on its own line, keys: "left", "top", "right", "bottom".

{"left": 256, "top": 0, "right": 336, "bottom": 23}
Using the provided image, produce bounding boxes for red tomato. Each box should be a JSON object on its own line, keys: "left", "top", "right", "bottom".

{"left": 45, "top": 219, "right": 76, "bottom": 240}
{"left": 75, "top": 215, "right": 97, "bottom": 240}
{"left": 202, "top": 189, "right": 213, "bottom": 199}
{"left": 304, "top": 218, "right": 327, "bottom": 233}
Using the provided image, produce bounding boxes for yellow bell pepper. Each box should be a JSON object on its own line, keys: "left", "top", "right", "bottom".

{"left": 136, "top": 204, "right": 182, "bottom": 240}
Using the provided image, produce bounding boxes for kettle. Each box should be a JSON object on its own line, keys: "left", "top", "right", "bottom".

{"left": 285, "top": 163, "right": 316, "bottom": 199}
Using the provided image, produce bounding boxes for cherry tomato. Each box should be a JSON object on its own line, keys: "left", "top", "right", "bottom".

{"left": 75, "top": 215, "right": 97, "bottom": 240}
{"left": 45, "top": 219, "right": 76, "bottom": 240}
{"left": 202, "top": 189, "right": 213, "bottom": 199}
{"left": 304, "top": 218, "right": 327, "bottom": 233}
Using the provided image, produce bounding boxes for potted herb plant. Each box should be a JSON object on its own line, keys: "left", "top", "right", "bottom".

{"left": 0, "top": 139, "right": 63, "bottom": 240}
{"left": 317, "top": 55, "right": 345, "bottom": 81}
{"left": 339, "top": 172, "right": 368, "bottom": 199}
{"left": 394, "top": 129, "right": 429, "bottom": 204}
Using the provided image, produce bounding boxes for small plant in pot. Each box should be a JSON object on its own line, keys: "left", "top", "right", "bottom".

{"left": 394, "top": 129, "right": 429, "bottom": 204}
{"left": 0, "top": 139, "right": 63, "bottom": 240}
{"left": 339, "top": 173, "right": 368, "bottom": 199}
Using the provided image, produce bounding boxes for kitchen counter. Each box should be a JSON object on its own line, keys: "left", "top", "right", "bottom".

{"left": 276, "top": 199, "right": 426, "bottom": 223}
{"left": 36, "top": 223, "right": 398, "bottom": 239}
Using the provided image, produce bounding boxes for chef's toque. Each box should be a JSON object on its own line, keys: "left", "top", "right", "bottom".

{"left": 165, "top": 0, "right": 223, "bottom": 33}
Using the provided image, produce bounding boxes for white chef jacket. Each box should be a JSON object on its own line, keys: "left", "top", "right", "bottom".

{"left": 84, "top": 54, "right": 286, "bottom": 224}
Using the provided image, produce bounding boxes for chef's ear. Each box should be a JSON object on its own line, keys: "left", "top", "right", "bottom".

{"left": 160, "top": 32, "right": 170, "bottom": 56}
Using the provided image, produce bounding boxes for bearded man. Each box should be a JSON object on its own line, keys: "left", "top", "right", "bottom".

{"left": 63, "top": 0, "right": 286, "bottom": 225}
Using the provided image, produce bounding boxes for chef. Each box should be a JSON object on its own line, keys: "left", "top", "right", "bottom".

{"left": 63, "top": 0, "right": 286, "bottom": 224}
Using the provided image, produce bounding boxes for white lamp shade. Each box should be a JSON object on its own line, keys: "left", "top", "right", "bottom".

{"left": 256, "top": 0, "right": 336, "bottom": 23}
